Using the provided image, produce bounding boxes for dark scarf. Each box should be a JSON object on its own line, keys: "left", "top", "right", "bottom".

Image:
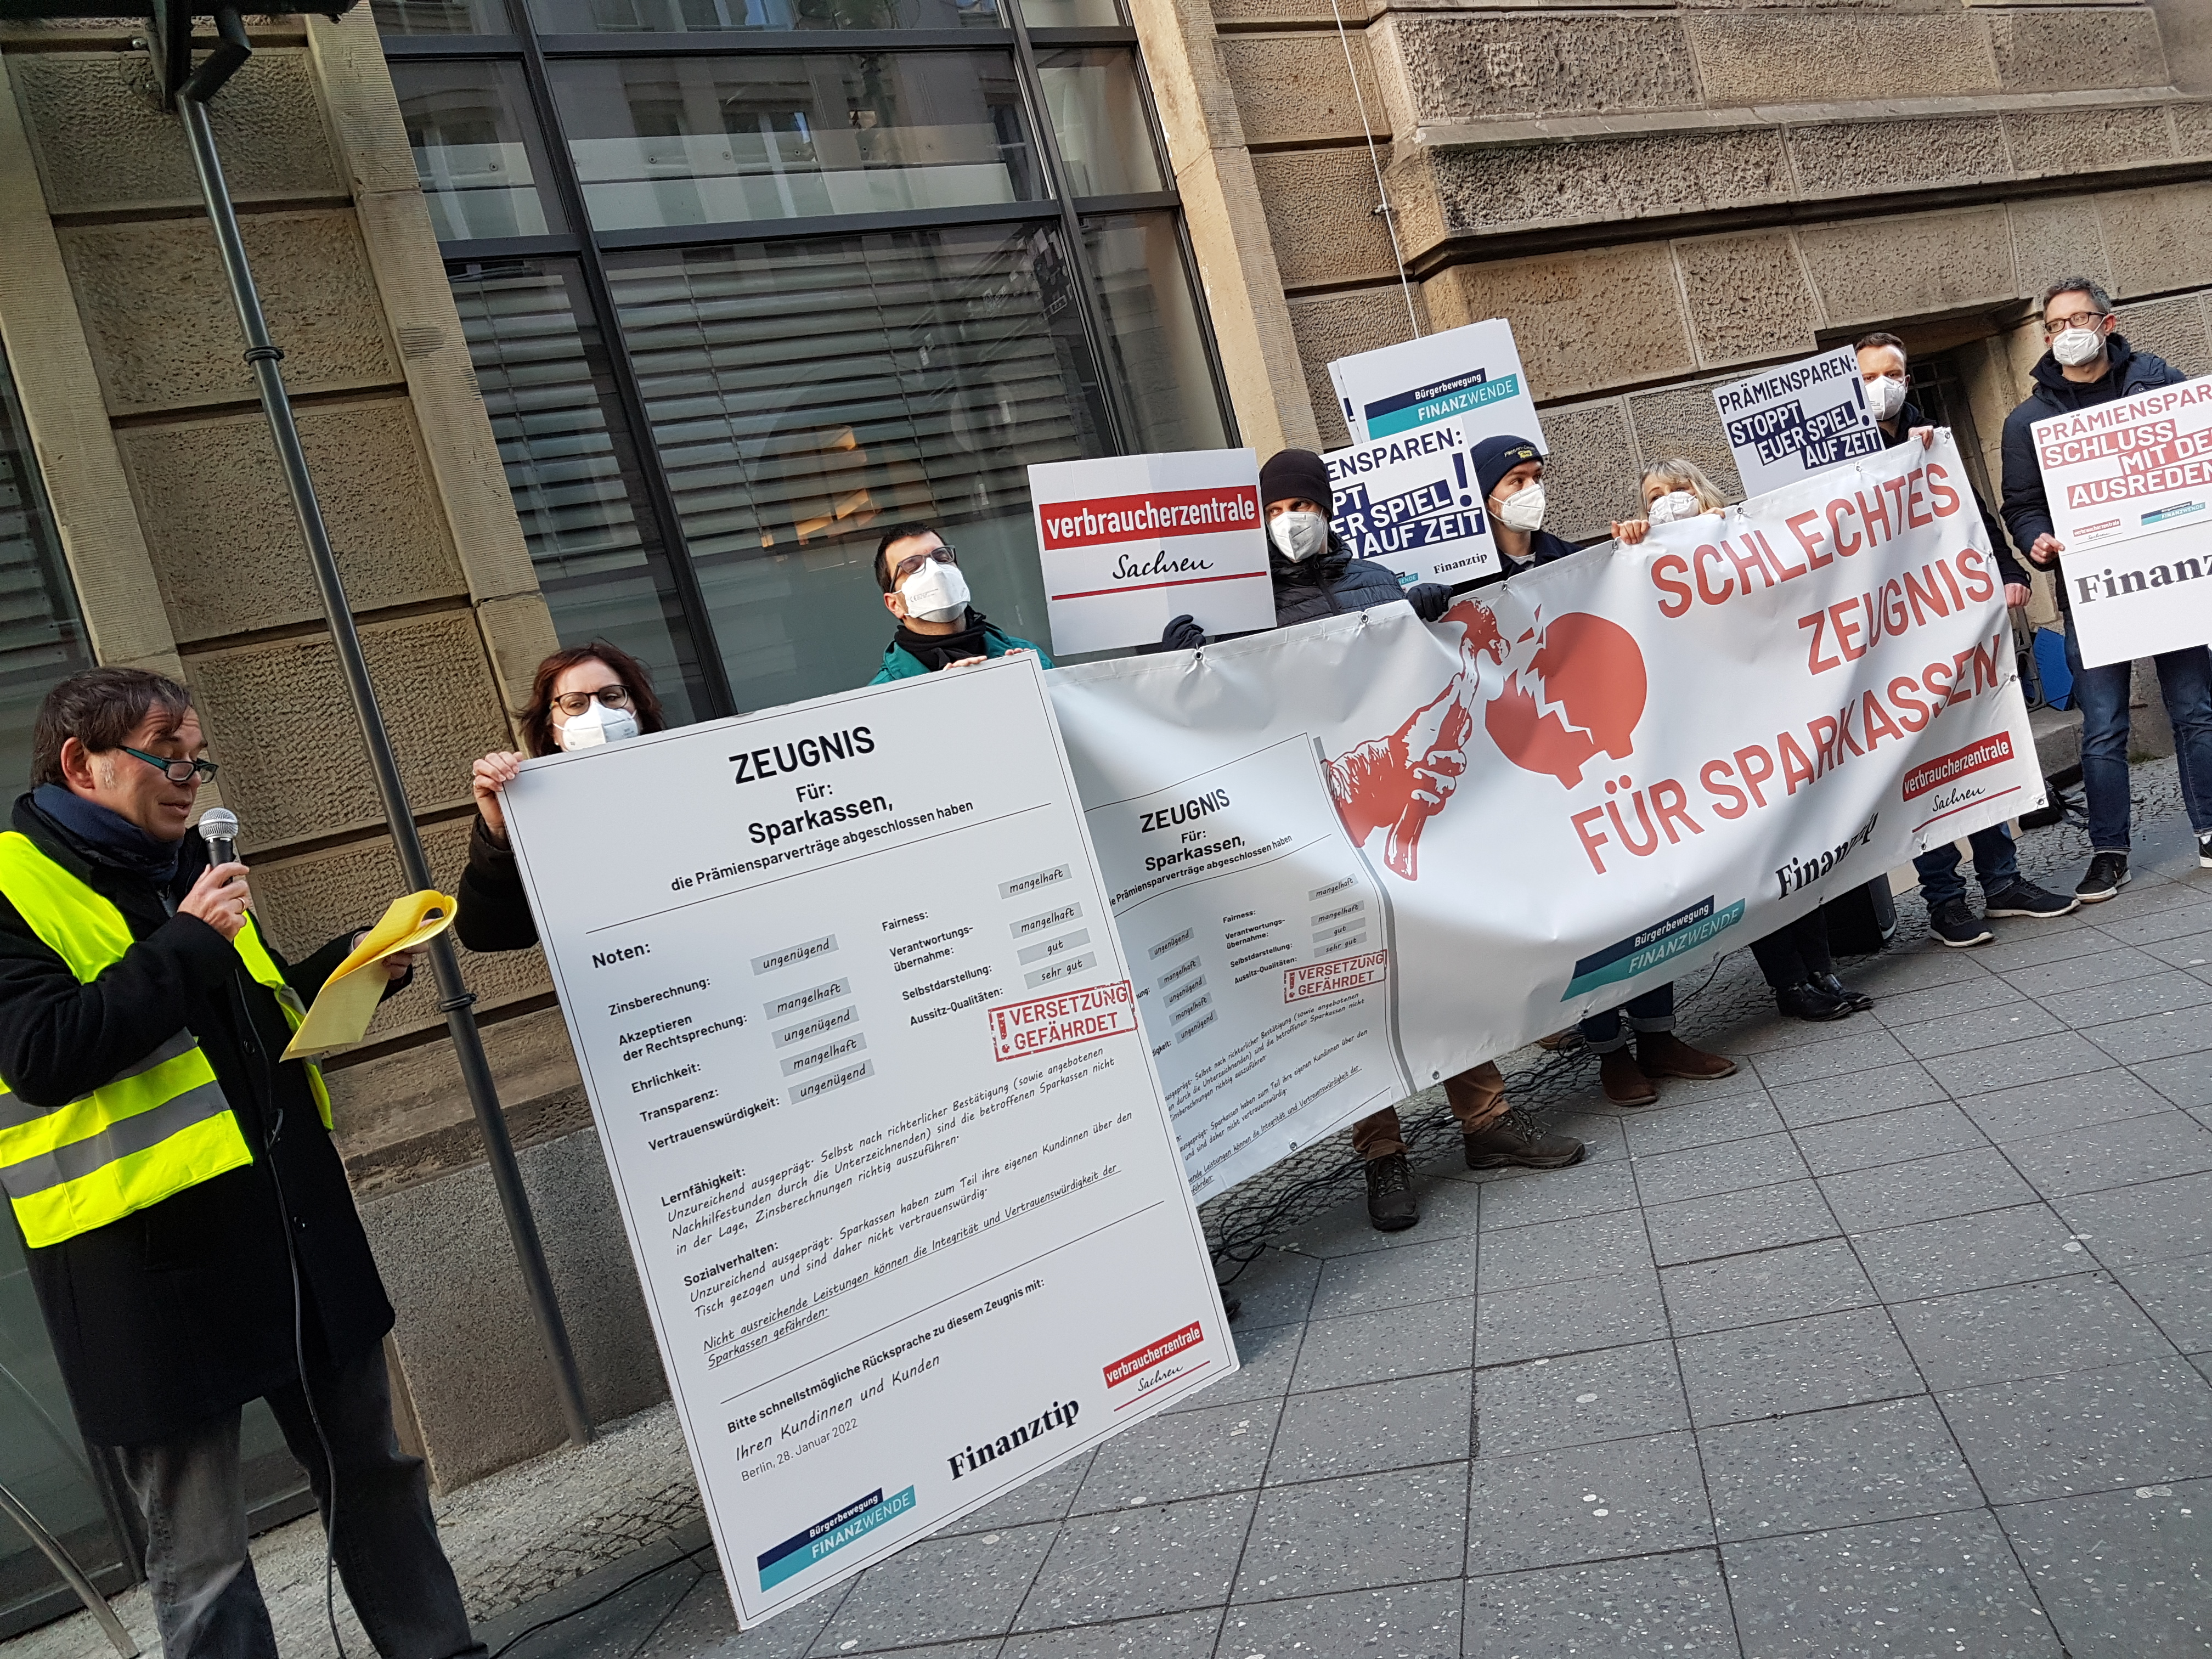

{"left": 894, "top": 608, "right": 998, "bottom": 672}
{"left": 29, "top": 783, "right": 184, "bottom": 884}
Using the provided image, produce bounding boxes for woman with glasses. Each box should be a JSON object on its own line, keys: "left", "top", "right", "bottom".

{"left": 458, "top": 641, "right": 669, "bottom": 951}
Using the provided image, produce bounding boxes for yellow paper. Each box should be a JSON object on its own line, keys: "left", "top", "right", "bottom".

{"left": 281, "top": 889, "right": 458, "bottom": 1059}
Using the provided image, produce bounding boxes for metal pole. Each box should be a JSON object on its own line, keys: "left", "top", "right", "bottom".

{"left": 178, "top": 92, "right": 594, "bottom": 1446}
{"left": 0, "top": 1481, "right": 138, "bottom": 1658}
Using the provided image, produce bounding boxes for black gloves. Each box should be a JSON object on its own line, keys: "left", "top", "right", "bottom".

{"left": 1406, "top": 583, "right": 1451, "bottom": 623}
{"left": 1161, "top": 613, "right": 1207, "bottom": 651}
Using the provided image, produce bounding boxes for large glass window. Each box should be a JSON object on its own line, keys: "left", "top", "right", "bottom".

{"left": 382, "top": 0, "right": 1231, "bottom": 717}
{"left": 0, "top": 356, "right": 95, "bottom": 799}
{"left": 393, "top": 61, "right": 566, "bottom": 241}
{"left": 449, "top": 258, "right": 715, "bottom": 722}
{"left": 550, "top": 53, "right": 1042, "bottom": 231}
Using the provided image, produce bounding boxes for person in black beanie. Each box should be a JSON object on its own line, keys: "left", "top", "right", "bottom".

{"left": 1156, "top": 447, "right": 1451, "bottom": 649}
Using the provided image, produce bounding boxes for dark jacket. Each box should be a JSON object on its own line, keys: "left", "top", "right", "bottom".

{"left": 1884, "top": 398, "right": 2028, "bottom": 590}
{"left": 1267, "top": 533, "right": 1413, "bottom": 628}
{"left": 1466, "top": 526, "right": 1578, "bottom": 592}
{"left": 0, "top": 796, "right": 395, "bottom": 1446}
{"left": 2001, "top": 336, "right": 2185, "bottom": 590}
{"left": 457, "top": 812, "right": 539, "bottom": 953}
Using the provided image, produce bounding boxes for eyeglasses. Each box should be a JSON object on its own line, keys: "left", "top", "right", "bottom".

{"left": 2044, "top": 310, "right": 2107, "bottom": 335}
{"left": 550, "top": 685, "right": 633, "bottom": 717}
{"left": 890, "top": 544, "right": 957, "bottom": 584}
{"left": 120, "top": 746, "right": 219, "bottom": 785}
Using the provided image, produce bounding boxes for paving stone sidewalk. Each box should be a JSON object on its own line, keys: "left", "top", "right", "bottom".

{"left": 14, "top": 766, "right": 2212, "bottom": 1657}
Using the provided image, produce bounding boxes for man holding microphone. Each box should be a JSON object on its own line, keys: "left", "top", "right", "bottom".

{"left": 0, "top": 668, "right": 480, "bottom": 1658}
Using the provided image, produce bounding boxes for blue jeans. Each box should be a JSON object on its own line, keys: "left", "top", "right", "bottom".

{"left": 1579, "top": 984, "right": 1674, "bottom": 1053}
{"left": 2065, "top": 627, "right": 2212, "bottom": 849}
{"left": 1914, "top": 825, "right": 2020, "bottom": 909}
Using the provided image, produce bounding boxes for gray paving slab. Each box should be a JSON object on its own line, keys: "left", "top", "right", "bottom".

{"left": 1232, "top": 1463, "right": 1469, "bottom": 1604}
{"left": 1660, "top": 1238, "right": 1879, "bottom": 1337}
{"left": 1952, "top": 1064, "right": 2175, "bottom": 1140}
{"left": 2141, "top": 925, "right": 2212, "bottom": 966}
{"left": 1310, "top": 1233, "right": 1481, "bottom": 1319}
{"left": 2085, "top": 896, "right": 2212, "bottom": 945}
{"left": 629, "top": 1568, "right": 833, "bottom": 1659}
{"left": 1011, "top": 1492, "right": 1256, "bottom": 1632}
{"left": 1289, "top": 1296, "right": 1474, "bottom": 1394}
{"left": 999, "top": 1609, "right": 1219, "bottom": 1658}
{"left": 1463, "top": 1430, "right": 1713, "bottom": 1573}
{"left": 805, "top": 1521, "right": 1060, "bottom": 1655}
{"left": 1970, "top": 924, "right": 2126, "bottom": 973}
{"left": 1936, "top": 1355, "right": 2212, "bottom": 1504}
{"left": 1767, "top": 1058, "right": 1948, "bottom": 1127}
{"left": 1887, "top": 999, "right": 2065, "bottom": 1059}
{"left": 1620, "top": 1090, "right": 1787, "bottom": 1158}
{"left": 2002, "top": 1107, "right": 2212, "bottom": 1197}
{"left": 1722, "top": 1510, "right": 2063, "bottom": 1659}
{"left": 2039, "top": 966, "right": 2212, "bottom": 1030}
{"left": 939, "top": 1452, "right": 1096, "bottom": 1538}
{"left": 1462, "top": 1549, "right": 1739, "bottom": 1658}
{"left": 1848, "top": 946, "right": 1992, "bottom": 993}
{"left": 1788, "top": 1101, "right": 1990, "bottom": 1176}
{"left": 2132, "top": 1047, "right": 2212, "bottom": 1109}
{"left": 1817, "top": 1145, "right": 2040, "bottom": 1232}
{"left": 1472, "top": 1340, "right": 1689, "bottom": 1458}
{"left": 1632, "top": 1130, "right": 1809, "bottom": 1205}
{"left": 1474, "top": 1269, "right": 1671, "bottom": 1366}
{"left": 1701, "top": 1396, "right": 1982, "bottom": 1542}
{"left": 1475, "top": 1209, "right": 1651, "bottom": 1293}
{"left": 1279, "top": 1175, "right": 1483, "bottom": 1260}
{"left": 1675, "top": 1306, "right": 1924, "bottom": 1427}
{"left": 1214, "top": 1579, "right": 1462, "bottom": 1658}
{"left": 505, "top": 1559, "right": 708, "bottom": 1659}
{"left": 1475, "top": 1160, "right": 1639, "bottom": 1231}
{"left": 1849, "top": 1202, "right": 2091, "bottom": 1302}
{"left": 1996, "top": 1476, "right": 2212, "bottom": 1657}
{"left": 1644, "top": 1178, "right": 1839, "bottom": 1268}
{"left": 1922, "top": 1029, "right": 2118, "bottom": 1096}
{"left": 1165, "top": 1321, "right": 1299, "bottom": 1415}
{"left": 1267, "top": 1370, "right": 1471, "bottom": 1486}
{"left": 1864, "top": 969, "right": 2018, "bottom": 1025}
{"left": 1891, "top": 1272, "right": 2178, "bottom": 1390}
{"left": 2000, "top": 941, "right": 2171, "bottom": 996}
{"left": 1748, "top": 1027, "right": 1915, "bottom": 1089}
{"left": 2088, "top": 1004, "right": 2212, "bottom": 1066}
{"left": 1221, "top": 1250, "right": 1321, "bottom": 1327}
{"left": 2054, "top": 1168, "right": 2212, "bottom": 1266}
{"left": 1071, "top": 1397, "right": 1280, "bottom": 1515}
{"left": 2111, "top": 1251, "right": 2212, "bottom": 1352}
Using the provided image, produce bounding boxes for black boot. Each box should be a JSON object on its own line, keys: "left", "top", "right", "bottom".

{"left": 1812, "top": 971, "right": 1874, "bottom": 1012}
{"left": 1364, "top": 1151, "right": 1419, "bottom": 1232}
{"left": 1775, "top": 980, "right": 1852, "bottom": 1021}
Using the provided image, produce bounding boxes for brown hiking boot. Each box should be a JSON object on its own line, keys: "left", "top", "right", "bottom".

{"left": 1364, "top": 1151, "right": 1419, "bottom": 1232}
{"left": 1600, "top": 1046, "right": 1658, "bottom": 1106}
{"left": 1464, "top": 1109, "right": 1585, "bottom": 1170}
{"left": 1637, "top": 1031, "right": 1739, "bottom": 1081}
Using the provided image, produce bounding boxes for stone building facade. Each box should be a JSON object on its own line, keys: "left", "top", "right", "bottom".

{"left": 0, "top": 1, "right": 2209, "bottom": 1610}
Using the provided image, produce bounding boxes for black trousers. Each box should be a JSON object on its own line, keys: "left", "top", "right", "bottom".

{"left": 1750, "top": 910, "right": 1835, "bottom": 990}
{"left": 117, "top": 1340, "right": 483, "bottom": 1659}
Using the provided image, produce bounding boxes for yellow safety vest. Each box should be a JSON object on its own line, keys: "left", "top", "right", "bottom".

{"left": 0, "top": 831, "right": 330, "bottom": 1249}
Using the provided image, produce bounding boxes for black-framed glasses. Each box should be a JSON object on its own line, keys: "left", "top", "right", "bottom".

{"left": 2044, "top": 310, "right": 2108, "bottom": 335}
{"left": 120, "top": 746, "right": 219, "bottom": 785}
{"left": 550, "top": 684, "right": 633, "bottom": 717}
{"left": 891, "top": 544, "right": 958, "bottom": 584}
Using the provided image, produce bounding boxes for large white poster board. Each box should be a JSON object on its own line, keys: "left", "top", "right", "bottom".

{"left": 501, "top": 656, "right": 1231, "bottom": 1628}
{"left": 1324, "top": 420, "right": 1500, "bottom": 589}
{"left": 1327, "top": 318, "right": 1545, "bottom": 449}
{"left": 2032, "top": 373, "right": 2212, "bottom": 668}
{"left": 1027, "top": 448, "right": 1274, "bottom": 653}
{"left": 1714, "top": 346, "right": 1884, "bottom": 497}
{"left": 1048, "top": 436, "right": 2041, "bottom": 1198}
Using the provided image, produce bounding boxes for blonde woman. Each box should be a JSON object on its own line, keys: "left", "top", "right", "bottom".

{"left": 1612, "top": 457, "right": 1729, "bottom": 545}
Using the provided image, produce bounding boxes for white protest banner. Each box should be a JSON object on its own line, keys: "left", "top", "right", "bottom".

{"left": 1327, "top": 318, "right": 1545, "bottom": 449}
{"left": 1047, "top": 436, "right": 2040, "bottom": 1197}
{"left": 1027, "top": 448, "right": 1274, "bottom": 653}
{"left": 1714, "top": 346, "right": 1885, "bottom": 497}
{"left": 1324, "top": 420, "right": 1499, "bottom": 589}
{"left": 2031, "top": 373, "right": 2212, "bottom": 668}
{"left": 501, "top": 656, "right": 1230, "bottom": 1627}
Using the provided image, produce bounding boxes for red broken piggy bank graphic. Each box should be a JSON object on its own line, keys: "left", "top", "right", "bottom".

{"left": 1328, "top": 601, "right": 1647, "bottom": 879}
{"left": 1484, "top": 612, "right": 1646, "bottom": 789}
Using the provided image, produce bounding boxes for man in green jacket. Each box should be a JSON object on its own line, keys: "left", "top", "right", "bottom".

{"left": 868, "top": 522, "right": 1052, "bottom": 682}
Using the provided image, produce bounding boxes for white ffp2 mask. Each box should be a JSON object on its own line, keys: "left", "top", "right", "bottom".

{"left": 1493, "top": 483, "right": 1546, "bottom": 533}
{"left": 1647, "top": 490, "right": 1705, "bottom": 526}
{"left": 900, "top": 560, "right": 970, "bottom": 625}
{"left": 1865, "top": 376, "right": 1906, "bottom": 422}
{"left": 1268, "top": 511, "right": 1329, "bottom": 561}
{"left": 556, "top": 697, "right": 640, "bottom": 751}
{"left": 2052, "top": 326, "right": 2106, "bottom": 368}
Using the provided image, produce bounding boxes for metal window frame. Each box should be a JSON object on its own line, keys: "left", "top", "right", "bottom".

{"left": 381, "top": 0, "right": 1235, "bottom": 669}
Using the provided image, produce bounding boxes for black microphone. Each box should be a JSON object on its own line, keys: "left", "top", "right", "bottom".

{"left": 198, "top": 806, "right": 240, "bottom": 868}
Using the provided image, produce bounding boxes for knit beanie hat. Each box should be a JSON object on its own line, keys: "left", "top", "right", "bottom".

{"left": 1259, "top": 448, "right": 1334, "bottom": 516}
{"left": 1471, "top": 435, "right": 1543, "bottom": 503}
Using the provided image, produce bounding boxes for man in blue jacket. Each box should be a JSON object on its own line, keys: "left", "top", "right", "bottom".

{"left": 869, "top": 522, "right": 1052, "bottom": 682}
{"left": 2000, "top": 278, "right": 2212, "bottom": 901}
